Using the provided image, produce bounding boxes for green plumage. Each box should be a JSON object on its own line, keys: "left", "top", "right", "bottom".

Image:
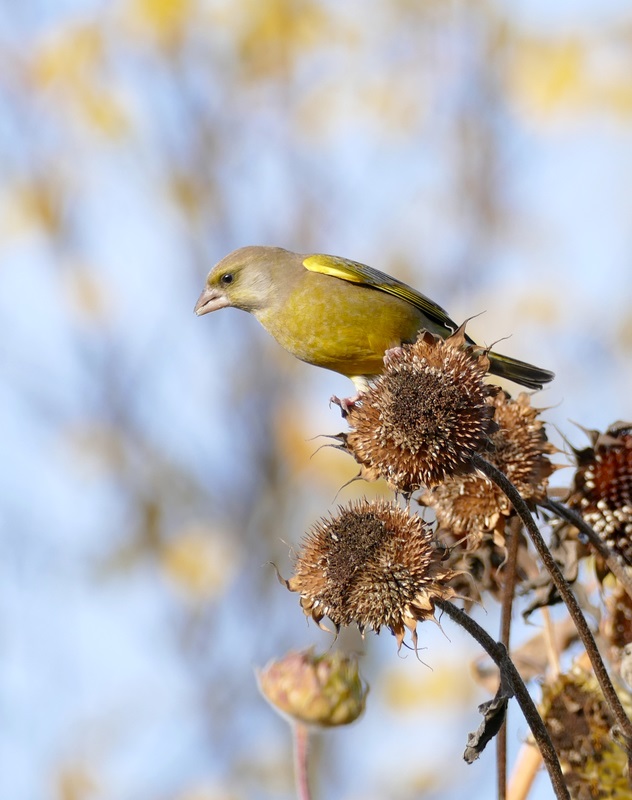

{"left": 194, "top": 245, "right": 554, "bottom": 391}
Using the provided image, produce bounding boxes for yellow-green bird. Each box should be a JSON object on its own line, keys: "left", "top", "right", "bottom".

{"left": 194, "top": 246, "right": 554, "bottom": 392}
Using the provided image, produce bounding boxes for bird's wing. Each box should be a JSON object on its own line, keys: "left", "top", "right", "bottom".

{"left": 302, "top": 254, "right": 458, "bottom": 331}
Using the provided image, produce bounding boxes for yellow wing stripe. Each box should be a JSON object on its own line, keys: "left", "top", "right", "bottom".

{"left": 303, "top": 254, "right": 368, "bottom": 284}
{"left": 302, "top": 253, "right": 457, "bottom": 330}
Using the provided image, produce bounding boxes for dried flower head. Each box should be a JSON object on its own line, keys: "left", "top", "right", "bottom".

{"left": 567, "top": 422, "right": 632, "bottom": 564}
{"left": 539, "top": 667, "right": 632, "bottom": 798}
{"left": 602, "top": 582, "right": 632, "bottom": 656}
{"left": 287, "top": 499, "right": 454, "bottom": 648}
{"left": 421, "top": 392, "right": 555, "bottom": 547}
{"left": 567, "top": 422, "right": 632, "bottom": 572}
{"left": 339, "top": 328, "right": 498, "bottom": 493}
{"left": 443, "top": 528, "right": 534, "bottom": 610}
{"left": 257, "top": 649, "right": 367, "bottom": 728}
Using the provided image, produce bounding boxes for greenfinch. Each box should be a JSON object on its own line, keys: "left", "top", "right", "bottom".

{"left": 194, "top": 246, "right": 554, "bottom": 392}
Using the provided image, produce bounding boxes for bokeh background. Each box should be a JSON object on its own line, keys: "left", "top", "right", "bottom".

{"left": 3, "top": 1, "right": 632, "bottom": 798}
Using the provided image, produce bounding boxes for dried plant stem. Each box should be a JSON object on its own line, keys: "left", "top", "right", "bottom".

{"left": 541, "top": 607, "right": 561, "bottom": 679}
{"left": 500, "top": 515, "right": 521, "bottom": 648}
{"left": 544, "top": 498, "right": 632, "bottom": 601}
{"left": 508, "top": 743, "right": 543, "bottom": 800}
{"left": 472, "top": 454, "right": 632, "bottom": 772}
{"left": 292, "top": 722, "right": 312, "bottom": 800}
{"left": 497, "top": 516, "right": 521, "bottom": 800}
{"left": 497, "top": 713, "right": 507, "bottom": 800}
{"left": 436, "top": 599, "right": 569, "bottom": 800}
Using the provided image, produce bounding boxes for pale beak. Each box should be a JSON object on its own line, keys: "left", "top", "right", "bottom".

{"left": 194, "top": 287, "right": 230, "bottom": 316}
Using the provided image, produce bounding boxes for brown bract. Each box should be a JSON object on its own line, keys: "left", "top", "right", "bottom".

{"left": 340, "top": 328, "right": 498, "bottom": 493}
{"left": 421, "top": 392, "right": 555, "bottom": 547}
{"left": 567, "top": 422, "right": 632, "bottom": 565}
{"left": 287, "top": 499, "right": 454, "bottom": 649}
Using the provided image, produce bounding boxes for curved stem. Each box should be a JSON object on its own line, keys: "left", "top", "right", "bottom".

{"left": 500, "top": 516, "right": 521, "bottom": 650}
{"left": 292, "top": 722, "right": 312, "bottom": 800}
{"left": 471, "top": 453, "right": 632, "bottom": 765}
{"left": 436, "top": 599, "right": 569, "bottom": 800}
{"left": 497, "top": 516, "right": 521, "bottom": 800}
{"left": 544, "top": 498, "right": 632, "bottom": 601}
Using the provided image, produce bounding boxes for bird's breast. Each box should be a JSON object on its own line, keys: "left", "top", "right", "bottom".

{"left": 255, "top": 278, "right": 425, "bottom": 377}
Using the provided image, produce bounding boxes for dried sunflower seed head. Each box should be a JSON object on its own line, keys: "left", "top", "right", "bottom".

{"left": 287, "top": 499, "right": 454, "bottom": 649}
{"left": 339, "top": 328, "right": 498, "bottom": 493}
{"left": 421, "top": 392, "right": 555, "bottom": 547}
{"left": 567, "top": 422, "right": 632, "bottom": 565}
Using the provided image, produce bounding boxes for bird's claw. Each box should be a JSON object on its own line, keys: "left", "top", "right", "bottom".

{"left": 330, "top": 394, "right": 360, "bottom": 417}
{"left": 383, "top": 345, "right": 406, "bottom": 366}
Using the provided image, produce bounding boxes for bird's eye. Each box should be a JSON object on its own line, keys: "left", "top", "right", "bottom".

{"left": 220, "top": 273, "right": 233, "bottom": 285}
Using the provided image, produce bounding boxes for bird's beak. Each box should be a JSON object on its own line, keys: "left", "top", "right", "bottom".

{"left": 194, "top": 287, "right": 230, "bottom": 316}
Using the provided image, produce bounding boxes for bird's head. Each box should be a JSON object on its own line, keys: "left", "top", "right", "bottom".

{"left": 194, "top": 245, "right": 291, "bottom": 317}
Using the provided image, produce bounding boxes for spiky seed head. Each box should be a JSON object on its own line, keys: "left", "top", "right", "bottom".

{"left": 340, "top": 328, "right": 498, "bottom": 493}
{"left": 602, "top": 582, "right": 632, "bottom": 655}
{"left": 568, "top": 422, "right": 632, "bottom": 565}
{"left": 287, "top": 499, "right": 454, "bottom": 649}
{"left": 421, "top": 392, "right": 555, "bottom": 547}
{"left": 539, "top": 668, "right": 632, "bottom": 798}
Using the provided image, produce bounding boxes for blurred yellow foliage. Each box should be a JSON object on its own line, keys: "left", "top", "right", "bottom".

{"left": 161, "top": 524, "right": 240, "bottom": 601}
{"left": 5, "top": 177, "right": 65, "bottom": 237}
{"left": 75, "top": 85, "right": 129, "bottom": 136}
{"left": 274, "top": 402, "right": 392, "bottom": 499}
{"left": 237, "top": 0, "right": 331, "bottom": 79}
{"left": 55, "top": 763, "right": 99, "bottom": 800}
{"left": 508, "top": 33, "right": 632, "bottom": 120}
{"left": 62, "top": 267, "right": 114, "bottom": 326}
{"left": 593, "top": 72, "right": 632, "bottom": 118}
{"left": 168, "top": 173, "right": 209, "bottom": 221}
{"left": 358, "top": 78, "right": 425, "bottom": 134}
{"left": 294, "top": 82, "right": 343, "bottom": 139}
{"left": 274, "top": 405, "right": 329, "bottom": 474}
{"left": 296, "top": 77, "right": 425, "bottom": 140}
{"left": 125, "top": 0, "right": 193, "bottom": 49}
{"left": 32, "top": 24, "right": 104, "bottom": 87}
{"left": 509, "top": 38, "right": 585, "bottom": 116}
{"left": 510, "top": 288, "right": 560, "bottom": 327}
{"left": 381, "top": 659, "right": 476, "bottom": 712}
{"left": 30, "top": 23, "right": 128, "bottom": 136}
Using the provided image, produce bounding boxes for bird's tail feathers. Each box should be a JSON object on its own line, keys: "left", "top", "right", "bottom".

{"left": 487, "top": 350, "right": 554, "bottom": 391}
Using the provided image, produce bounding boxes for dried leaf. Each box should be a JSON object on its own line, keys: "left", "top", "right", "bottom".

{"left": 463, "top": 688, "right": 510, "bottom": 764}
